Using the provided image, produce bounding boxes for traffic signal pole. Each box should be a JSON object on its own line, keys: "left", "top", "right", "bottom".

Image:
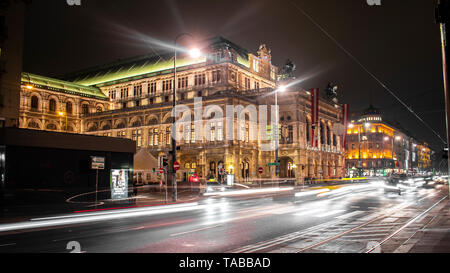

{"left": 436, "top": 0, "right": 450, "bottom": 196}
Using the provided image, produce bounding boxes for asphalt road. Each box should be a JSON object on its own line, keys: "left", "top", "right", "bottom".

{"left": 0, "top": 179, "right": 447, "bottom": 253}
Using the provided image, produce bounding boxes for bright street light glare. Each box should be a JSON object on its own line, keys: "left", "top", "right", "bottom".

{"left": 278, "top": 85, "right": 287, "bottom": 92}
{"left": 189, "top": 48, "right": 201, "bottom": 58}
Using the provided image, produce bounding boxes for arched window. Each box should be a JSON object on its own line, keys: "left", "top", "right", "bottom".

{"left": 209, "top": 162, "right": 216, "bottom": 174}
{"left": 320, "top": 123, "right": 325, "bottom": 145}
{"left": 306, "top": 119, "right": 310, "bottom": 143}
{"left": 116, "top": 122, "right": 126, "bottom": 129}
{"left": 46, "top": 123, "right": 57, "bottom": 131}
{"left": 96, "top": 106, "right": 103, "bottom": 113}
{"left": 66, "top": 102, "right": 73, "bottom": 115}
{"left": 28, "top": 121, "right": 40, "bottom": 129}
{"left": 327, "top": 125, "right": 331, "bottom": 145}
{"left": 287, "top": 125, "right": 293, "bottom": 144}
{"left": 49, "top": 99, "right": 56, "bottom": 112}
{"left": 131, "top": 120, "right": 141, "bottom": 127}
{"left": 148, "top": 118, "right": 158, "bottom": 126}
{"left": 31, "top": 96, "right": 39, "bottom": 110}
{"left": 87, "top": 124, "right": 98, "bottom": 132}
{"left": 82, "top": 104, "right": 89, "bottom": 115}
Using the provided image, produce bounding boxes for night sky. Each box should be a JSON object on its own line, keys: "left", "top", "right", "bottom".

{"left": 22, "top": 0, "right": 446, "bottom": 151}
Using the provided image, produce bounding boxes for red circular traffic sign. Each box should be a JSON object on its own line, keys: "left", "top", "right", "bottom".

{"left": 159, "top": 168, "right": 164, "bottom": 174}
{"left": 174, "top": 161, "right": 180, "bottom": 171}
{"left": 258, "top": 167, "right": 263, "bottom": 174}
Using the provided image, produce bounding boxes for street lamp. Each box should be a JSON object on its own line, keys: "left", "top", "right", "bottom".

{"left": 274, "top": 85, "right": 286, "bottom": 179}
{"left": 171, "top": 33, "right": 200, "bottom": 202}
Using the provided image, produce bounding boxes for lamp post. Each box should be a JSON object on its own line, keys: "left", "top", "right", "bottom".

{"left": 274, "top": 85, "right": 286, "bottom": 179}
{"left": 436, "top": 0, "right": 450, "bottom": 196}
{"left": 363, "top": 122, "right": 371, "bottom": 176}
{"left": 171, "top": 33, "right": 200, "bottom": 202}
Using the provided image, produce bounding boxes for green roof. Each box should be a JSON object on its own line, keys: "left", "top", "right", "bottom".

{"left": 71, "top": 55, "right": 206, "bottom": 86}
{"left": 21, "top": 72, "right": 108, "bottom": 100}
{"left": 59, "top": 36, "right": 252, "bottom": 87}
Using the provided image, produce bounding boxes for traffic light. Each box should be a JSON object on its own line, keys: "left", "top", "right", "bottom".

{"left": 163, "top": 158, "right": 168, "bottom": 167}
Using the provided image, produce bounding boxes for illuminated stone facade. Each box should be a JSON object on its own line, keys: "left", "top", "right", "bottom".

{"left": 19, "top": 73, "right": 110, "bottom": 133}
{"left": 345, "top": 106, "right": 431, "bottom": 175}
{"left": 19, "top": 37, "right": 345, "bottom": 183}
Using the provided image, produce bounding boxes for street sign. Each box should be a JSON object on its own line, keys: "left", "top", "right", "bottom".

{"left": 258, "top": 167, "right": 263, "bottom": 174}
{"left": 90, "top": 156, "right": 105, "bottom": 170}
{"left": 159, "top": 168, "right": 164, "bottom": 174}
{"left": 174, "top": 161, "right": 180, "bottom": 171}
{"left": 268, "top": 162, "right": 280, "bottom": 166}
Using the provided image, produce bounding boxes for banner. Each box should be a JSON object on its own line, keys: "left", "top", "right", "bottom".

{"left": 341, "top": 104, "right": 349, "bottom": 149}
{"left": 311, "top": 88, "right": 319, "bottom": 147}
{"left": 111, "top": 169, "right": 129, "bottom": 199}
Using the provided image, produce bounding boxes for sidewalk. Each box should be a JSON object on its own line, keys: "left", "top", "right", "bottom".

{"left": 406, "top": 196, "right": 450, "bottom": 253}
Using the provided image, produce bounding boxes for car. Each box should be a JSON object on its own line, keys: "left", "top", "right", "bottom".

{"left": 436, "top": 176, "right": 448, "bottom": 184}
{"left": 189, "top": 173, "right": 200, "bottom": 183}
{"left": 207, "top": 175, "right": 217, "bottom": 183}
{"left": 205, "top": 181, "right": 227, "bottom": 193}
{"left": 384, "top": 175, "right": 401, "bottom": 195}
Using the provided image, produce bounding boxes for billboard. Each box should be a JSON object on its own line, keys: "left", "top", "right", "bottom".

{"left": 111, "top": 169, "right": 129, "bottom": 199}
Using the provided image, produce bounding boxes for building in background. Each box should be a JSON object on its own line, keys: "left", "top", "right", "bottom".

{"left": 345, "top": 105, "right": 432, "bottom": 176}
{"left": 0, "top": 0, "right": 28, "bottom": 128}
{"left": 18, "top": 37, "right": 345, "bottom": 184}
{"left": 19, "top": 72, "right": 110, "bottom": 133}
{"left": 417, "top": 142, "right": 432, "bottom": 172}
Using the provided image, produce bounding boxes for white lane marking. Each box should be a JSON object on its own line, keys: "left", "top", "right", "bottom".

{"left": 0, "top": 203, "right": 206, "bottom": 233}
{"left": 0, "top": 243, "right": 16, "bottom": 247}
{"left": 314, "top": 210, "right": 345, "bottom": 218}
{"left": 336, "top": 211, "right": 365, "bottom": 219}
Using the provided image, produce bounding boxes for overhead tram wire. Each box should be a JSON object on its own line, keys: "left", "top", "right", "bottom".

{"left": 287, "top": 0, "right": 447, "bottom": 146}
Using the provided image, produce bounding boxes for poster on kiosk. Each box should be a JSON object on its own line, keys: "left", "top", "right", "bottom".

{"left": 111, "top": 169, "right": 129, "bottom": 199}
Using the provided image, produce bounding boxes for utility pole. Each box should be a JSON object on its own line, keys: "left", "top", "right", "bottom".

{"left": 171, "top": 41, "right": 178, "bottom": 202}
{"left": 358, "top": 126, "right": 362, "bottom": 177}
{"left": 436, "top": 0, "right": 450, "bottom": 196}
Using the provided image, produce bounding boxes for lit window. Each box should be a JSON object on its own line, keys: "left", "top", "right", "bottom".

{"left": 253, "top": 59, "right": 260, "bottom": 72}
